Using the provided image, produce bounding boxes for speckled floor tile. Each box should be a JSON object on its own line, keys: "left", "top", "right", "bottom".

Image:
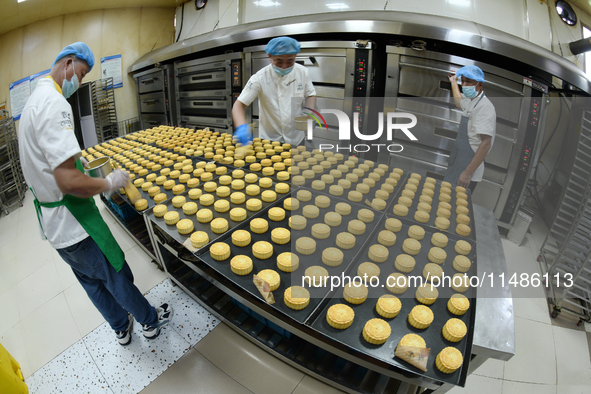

{"left": 143, "top": 278, "right": 220, "bottom": 345}
{"left": 27, "top": 341, "right": 112, "bottom": 394}
{"left": 24, "top": 373, "right": 36, "bottom": 394}
{"left": 83, "top": 317, "right": 190, "bottom": 394}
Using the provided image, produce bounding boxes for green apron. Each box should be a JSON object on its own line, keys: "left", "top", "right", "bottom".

{"left": 32, "top": 159, "right": 125, "bottom": 272}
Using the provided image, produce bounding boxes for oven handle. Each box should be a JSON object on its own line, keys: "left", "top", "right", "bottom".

{"left": 191, "top": 74, "right": 213, "bottom": 82}
{"left": 140, "top": 78, "right": 156, "bottom": 85}
{"left": 142, "top": 99, "right": 158, "bottom": 105}
{"left": 397, "top": 62, "right": 524, "bottom": 96}
{"left": 295, "top": 56, "right": 317, "bottom": 66}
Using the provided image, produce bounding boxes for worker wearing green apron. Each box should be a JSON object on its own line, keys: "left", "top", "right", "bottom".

{"left": 446, "top": 65, "right": 496, "bottom": 193}
{"left": 18, "top": 43, "right": 172, "bottom": 346}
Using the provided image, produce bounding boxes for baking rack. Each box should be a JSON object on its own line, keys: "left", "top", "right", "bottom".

{"left": 0, "top": 111, "right": 26, "bottom": 216}
{"left": 539, "top": 110, "right": 591, "bottom": 325}
{"left": 90, "top": 78, "right": 119, "bottom": 143}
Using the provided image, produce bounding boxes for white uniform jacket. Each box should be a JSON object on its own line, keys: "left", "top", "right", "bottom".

{"left": 18, "top": 77, "right": 88, "bottom": 249}
{"left": 237, "top": 63, "right": 316, "bottom": 145}
{"left": 459, "top": 92, "right": 496, "bottom": 182}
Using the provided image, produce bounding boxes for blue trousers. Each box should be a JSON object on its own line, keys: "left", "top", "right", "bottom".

{"left": 57, "top": 236, "right": 158, "bottom": 331}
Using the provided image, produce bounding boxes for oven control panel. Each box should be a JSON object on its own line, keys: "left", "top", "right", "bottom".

{"left": 353, "top": 51, "right": 369, "bottom": 96}
{"left": 231, "top": 61, "right": 242, "bottom": 88}
{"left": 501, "top": 94, "right": 543, "bottom": 223}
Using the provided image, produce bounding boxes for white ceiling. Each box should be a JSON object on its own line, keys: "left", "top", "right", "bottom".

{"left": 0, "top": 0, "right": 181, "bottom": 36}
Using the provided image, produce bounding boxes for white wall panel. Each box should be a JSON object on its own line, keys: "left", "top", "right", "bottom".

{"left": 242, "top": 0, "right": 387, "bottom": 24}
{"left": 218, "top": 0, "right": 239, "bottom": 30}
{"left": 526, "top": 0, "right": 552, "bottom": 51}
{"left": 180, "top": 0, "right": 219, "bottom": 40}
{"left": 473, "top": 0, "right": 527, "bottom": 39}
{"left": 386, "top": 0, "right": 477, "bottom": 21}
{"left": 175, "top": 0, "right": 239, "bottom": 41}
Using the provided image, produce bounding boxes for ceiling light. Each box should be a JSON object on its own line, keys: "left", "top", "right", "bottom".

{"left": 253, "top": 0, "right": 281, "bottom": 6}
{"left": 326, "top": 3, "right": 350, "bottom": 10}
{"left": 448, "top": 0, "right": 471, "bottom": 6}
{"left": 17, "top": 0, "right": 26, "bottom": 3}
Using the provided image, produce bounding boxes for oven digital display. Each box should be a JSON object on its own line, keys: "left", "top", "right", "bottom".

{"left": 356, "top": 58, "right": 367, "bottom": 90}
{"left": 353, "top": 50, "right": 369, "bottom": 96}
{"left": 232, "top": 62, "right": 241, "bottom": 87}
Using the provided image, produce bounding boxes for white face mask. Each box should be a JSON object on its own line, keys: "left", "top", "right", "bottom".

{"left": 62, "top": 61, "right": 80, "bottom": 99}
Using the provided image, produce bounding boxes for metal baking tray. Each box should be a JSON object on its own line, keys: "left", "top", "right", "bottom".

{"left": 197, "top": 197, "right": 331, "bottom": 324}
{"left": 298, "top": 158, "right": 408, "bottom": 212}
{"left": 291, "top": 151, "right": 346, "bottom": 184}
{"left": 340, "top": 163, "right": 409, "bottom": 211}
{"left": 198, "top": 189, "right": 383, "bottom": 324}
{"left": 236, "top": 166, "right": 288, "bottom": 185}
{"left": 388, "top": 178, "right": 476, "bottom": 241}
{"left": 309, "top": 214, "right": 477, "bottom": 387}
{"left": 287, "top": 187, "right": 385, "bottom": 286}
{"left": 144, "top": 177, "right": 289, "bottom": 251}
{"left": 115, "top": 159, "right": 235, "bottom": 213}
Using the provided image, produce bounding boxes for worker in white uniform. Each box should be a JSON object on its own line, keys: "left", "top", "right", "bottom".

{"left": 18, "top": 42, "right": 172, "bottom": 346}
{"left": 446, "top": 65, "right": 496, "bottom": 193}
{"left": 232, "top": 36, "right": 317, "bottom": 146}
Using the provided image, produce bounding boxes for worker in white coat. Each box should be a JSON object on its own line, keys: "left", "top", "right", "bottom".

{"left": 446, "top": 65, "right": 496, "bottom": 193}
{"left": 18, "top": 42, "right": 172, "bottom": 346}
{"left": 232, "top": 36, "right": 317, "bottom": 146}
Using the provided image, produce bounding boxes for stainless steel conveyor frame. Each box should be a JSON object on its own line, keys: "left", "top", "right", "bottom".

{"left": 139, "top": 202, "right": 514, "bottom": 394}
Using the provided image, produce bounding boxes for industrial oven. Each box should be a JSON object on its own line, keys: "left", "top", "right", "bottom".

{"left": 380, "top": 47, "right": 549, "bottom": 227}
{"left": 243, "top": 40, "right": 375, "bottom": 147}
{"left": 134, "top": 65, "right": 177, "bottom": 129}
{"left": 174, "top": 53, "right": 242, "bottom": 132}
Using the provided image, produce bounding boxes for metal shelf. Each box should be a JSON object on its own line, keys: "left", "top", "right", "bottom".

{"left": 0, "top": 110, "right": 26, "bottom": 215}
{"left": 539, "top": 110, "right": 591, "bottom": 325}
{"left": 90, "top": 78, "right": 119, "bottom": 143}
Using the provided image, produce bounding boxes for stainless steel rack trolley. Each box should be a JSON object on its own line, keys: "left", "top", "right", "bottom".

{"left": 0, "top": 110, "right": 26, "bottom": 215}
{"left": 90, "top": 77, "right": 119, "bottom": 143}
{"left": 539, "top": 110, "right": 591, "bottom": 325}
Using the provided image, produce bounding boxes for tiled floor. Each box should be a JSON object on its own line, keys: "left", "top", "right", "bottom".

{"left": 1, "top": 190, "right": 591, "bottom": 393}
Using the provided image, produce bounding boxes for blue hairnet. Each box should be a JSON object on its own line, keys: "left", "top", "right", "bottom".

{"left": 52, "top": 42, "right": 95, "bottom": 71}
{"left": 456, "top": 65, "right": 485, "bottom": 83}
{"left": 265, "top": 37, "right": 301, "bottom": 55}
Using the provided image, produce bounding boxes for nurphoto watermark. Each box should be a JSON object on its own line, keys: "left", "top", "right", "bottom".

{"left": 295, "top": 101, "right": 418, "bottom": 154}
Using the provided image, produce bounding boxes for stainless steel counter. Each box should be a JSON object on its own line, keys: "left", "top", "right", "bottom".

{"left": 471, "top": 204, "right": 515, "bottom": 365}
